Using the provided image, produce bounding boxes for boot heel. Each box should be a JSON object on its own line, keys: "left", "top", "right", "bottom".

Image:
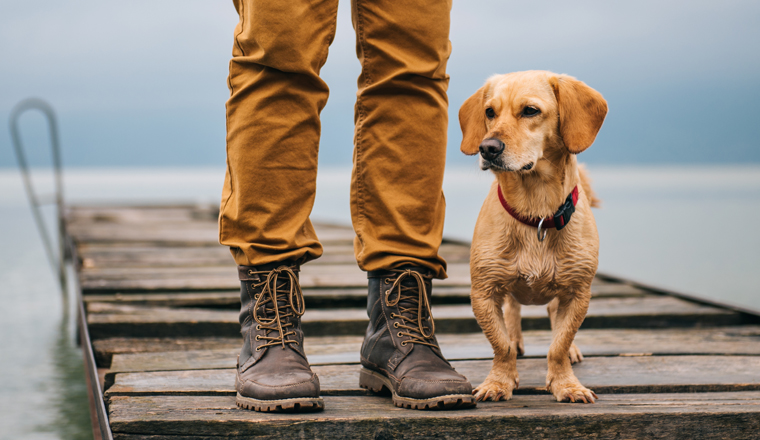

{"left": 359, "top": 368, "right": 390, "bottom": 394}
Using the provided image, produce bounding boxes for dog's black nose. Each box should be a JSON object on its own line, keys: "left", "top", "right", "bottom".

{"left": 479, "top": 138, "right": 505, "bottom": 161}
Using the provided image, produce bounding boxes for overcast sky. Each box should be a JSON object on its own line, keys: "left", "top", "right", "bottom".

{"left": 1, "top": 0, "right": 758, "bottom": 168}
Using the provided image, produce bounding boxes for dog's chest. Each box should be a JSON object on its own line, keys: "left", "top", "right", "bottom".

{"left": 507, "top": 251, "right": 563, "bottom": 304}
{"left": 494, "top": 235, "right": 589, "bottom": 304}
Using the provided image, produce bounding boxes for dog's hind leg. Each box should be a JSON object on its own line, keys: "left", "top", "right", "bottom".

{"left": 471, "top": 286, "right": 519, "bottom": 401}
{"left": 547, "top": 298, "right": 583, "bottom": 363}
{"left": 505, "top": 294, "right": 525, "bottom": 356}
{"left": 546, "top": 290, "right": 597, "bottom": 403}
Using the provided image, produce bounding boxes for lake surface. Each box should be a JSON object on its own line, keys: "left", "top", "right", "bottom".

{"left": 0, "top": 165, "right": 758, "bottom": 438}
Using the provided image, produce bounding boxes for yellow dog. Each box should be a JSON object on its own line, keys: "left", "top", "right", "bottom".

{"left": 459, "top": 70, "right": 607, "bottom": 403}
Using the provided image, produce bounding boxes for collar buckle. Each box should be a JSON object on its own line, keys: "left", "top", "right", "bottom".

{"left": 553, "top": 195, "right": 576, "bottom": 231}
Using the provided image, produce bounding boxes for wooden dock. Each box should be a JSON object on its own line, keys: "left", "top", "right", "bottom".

{"left": 68, "top": 204, "right": 760, "bottom": 439}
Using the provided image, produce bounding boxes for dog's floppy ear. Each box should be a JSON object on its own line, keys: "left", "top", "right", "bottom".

{"left": 459, "top": 85, "right": 488, "bottom": 155}
{"left": 550, "top": 75, "right": 608, "bottom": 154}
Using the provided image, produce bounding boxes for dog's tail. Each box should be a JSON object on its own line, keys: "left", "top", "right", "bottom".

{"left": 578, "top": 164, "right": 601, "bottom": 208}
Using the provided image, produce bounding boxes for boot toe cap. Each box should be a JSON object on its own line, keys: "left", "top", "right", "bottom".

{"left": 237, "top": 371, "right": 321, "bottom": 400}
{"left": 397, "top": 374, "right": 473, "bottom": 399}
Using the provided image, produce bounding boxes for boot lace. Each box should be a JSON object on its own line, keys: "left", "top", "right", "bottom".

{"left": 384, "top": 268, "right": 437, "bottom": 348}
{"left": 247, "top": 265, "right": 305, "bottom": 350}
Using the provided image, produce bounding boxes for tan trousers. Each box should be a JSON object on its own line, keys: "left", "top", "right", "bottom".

{"left": 219, "top": 0, "right": 452, "bottom": 279}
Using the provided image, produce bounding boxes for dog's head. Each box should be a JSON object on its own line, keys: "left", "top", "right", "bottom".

{"left": 459, "top": 71, "right": 607, "bottom": 173}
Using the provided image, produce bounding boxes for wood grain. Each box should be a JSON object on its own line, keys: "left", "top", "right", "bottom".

{"left": 77, "top": 243, "right": 472, "bottom": 268}
{"left": 81, "top": 282, "right": 648, "bottom": 312}
{"left": 105, "top": 355, "right": 760, "bottom": 398}
{"left": 78, "top": 263, "right": 474, "bottom": 291}
{"left": 86, "top": 296, "right": 748, "bottom": 339}
{"left": 94, "top": 326, "right": 760, "bottom": 368}
{"left": 67, "top": 206, "right": 356, "bottom": 245}
{"left": 66, "top": 205, "right": 760, "bottom": 439}
{"left": 107, "top": 393, "right": 760, "bottom": 439}
{"left": 82, "top": 286, "right": 476, "bottom": 310}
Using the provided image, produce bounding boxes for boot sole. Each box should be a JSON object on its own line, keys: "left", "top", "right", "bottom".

{"left": 236, "top": 393, "right": 324, "bottom": 412}
{"left": 359, "top": 367, "right": 476, "bottom": 410}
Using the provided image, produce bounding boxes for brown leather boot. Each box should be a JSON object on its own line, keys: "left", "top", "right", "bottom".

{"left": 235, "top": 261, "right": 324, "bottom": 412}
{"left": 359, "top": 266, "right": 476, "bottom": 410}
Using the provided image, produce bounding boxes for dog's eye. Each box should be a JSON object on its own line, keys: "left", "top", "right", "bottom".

{"left": 522, "top": 106, "right": 540, "bottom": 117}
{"left": 485, "top": 108, "right": 495, "bottom": 119}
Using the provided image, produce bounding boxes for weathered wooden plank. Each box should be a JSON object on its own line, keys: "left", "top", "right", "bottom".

{"left": 94, "top": 326, "right": 760, "bottom": 369}
{"left": 68, "top": 207, "right": 352, "bottom": 242}
{"left": 67, "top": 205, "right": 219, "bottom": 224}
{"left": 69, "top": 223, "right": 221, "bottom": 245}
{"left": 77, "top": 243, "right": 472, "bottom": 268}
{"left": 79, "top": 245, "right": 235, "bottom": 269}
{"left": 68, "top": 221, "right": 357, "bottom": 245}
{"left": 590, "top": 282, "right": 649, "bottom": 297}
{"left": 78, "top": 263, "right": 473, "bottom": 291}
{"left": 84, "top": 291, "right": 239, "bottom": 309}
{"left": 83, "top": 286, "right": 475, "bottom": 310}
{"left": 92, "top": 337, "right": 242, "bottom": 367}
{"left": 82, "top": 281, "right": 647, "bottom": 311}
{"left": 78, "top": 263, "right": 617, "bottom": 294}
{"left": 86, "top": 296, "right": 749, "bottom": 339}
{"left": 107, "top": 393, "right": 760, "bottom": 439}
{"left": 68, "top": 205, "right": 760, "bottom": 439}
{"left": 67, "top": 205, "right": 346, "bottom": 231}
{"left": 105, "top": 355, "right": 760, "bottom": 398}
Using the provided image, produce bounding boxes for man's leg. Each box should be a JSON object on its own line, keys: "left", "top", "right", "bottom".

{"left": 221, "top": 0, "right": 338, "bottom": 412}
{"left": 351, "top": 0, "right": 476, "bottom": 409}
{"left": 349, "top": 0, "right": 450, "bottom": 278}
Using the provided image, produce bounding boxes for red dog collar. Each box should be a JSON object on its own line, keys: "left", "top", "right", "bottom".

{"left": 497, "top": 185, "right": 579, "bottom": 231}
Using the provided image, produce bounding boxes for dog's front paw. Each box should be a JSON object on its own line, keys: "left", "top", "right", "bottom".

{"left": 548, "top": 378, "right": 597, "bottom": 404}
{"left": 568, "top": 343, "right": 583, "bottom": 364}
{"left": 473, "top": 376, "right": 519, "bottom": 402}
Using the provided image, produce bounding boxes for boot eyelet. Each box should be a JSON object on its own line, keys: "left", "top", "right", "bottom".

{"left": 393, "top": 322, "right": 399, "bottom": 328}
{"left": 390, "top": 313, "right": 396, "bottom": 318}
{"left": 401, "top": 342, "right": 407, "bottom": 346}
{"left": 256, "top": 325, "right": 261, "bottom": 330}
{"left": 255, "top": 347, "right": 261, "bottom": 351}
{"left": 255, "top": 336, "right": 261, "bottom": 340}
{"left": 397, "top": 332, "right": 403, "bottom": 337}
{"left": 385, "top": 290, "right": 390, "bottom": 295}
{"left": 254, "top": 294, "right": 260, "bottom": 300}
{"left": 385, "top": 278, "right": 391, "bottom": 284}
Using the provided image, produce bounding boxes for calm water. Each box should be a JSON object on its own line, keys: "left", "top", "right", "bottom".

{"left": 0, "top": 165, "right": 758, "bottom": 438}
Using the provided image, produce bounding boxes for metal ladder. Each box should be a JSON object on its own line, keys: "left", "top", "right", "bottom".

{"left": 9, "top": 98, "right": 70, "bottom": 305}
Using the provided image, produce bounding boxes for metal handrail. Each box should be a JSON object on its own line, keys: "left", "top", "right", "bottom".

{"left": 9, "top": 98, "right": 69, "bottom": 305}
